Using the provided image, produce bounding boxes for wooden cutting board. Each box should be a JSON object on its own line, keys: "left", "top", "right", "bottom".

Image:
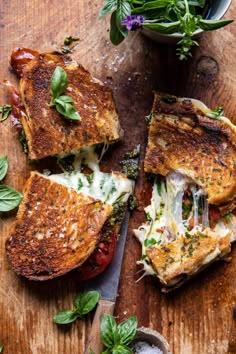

{"left": 0, "top": 1, "right": 236, "bottom": 353}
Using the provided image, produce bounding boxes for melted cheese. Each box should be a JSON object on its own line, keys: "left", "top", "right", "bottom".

{"left": 134, "top": 171, "right": 229, "bottom": 276}
{"left": 50, "top": 146, "right": 133, "bottom": 204}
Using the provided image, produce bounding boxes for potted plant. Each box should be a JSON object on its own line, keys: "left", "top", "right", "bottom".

{"left": 99, "top": 0, "right": 233, "bottom": 60}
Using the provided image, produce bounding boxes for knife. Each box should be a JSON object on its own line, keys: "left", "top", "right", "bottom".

{"left": 84, "top": 210, "right": 131, "bottom": 354}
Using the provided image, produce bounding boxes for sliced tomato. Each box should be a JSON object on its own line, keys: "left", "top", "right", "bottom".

{"left": 209, "top": 207, "right": 221, "bottom": 228}
{"left": 10, "top": 47, "right": 39, "bottom": 77}
{"left": 77, "top": 231, "right": 117, "bottom": 281}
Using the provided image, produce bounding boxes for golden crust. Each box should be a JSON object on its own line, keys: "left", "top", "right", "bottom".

{"left": 144, "top": 93, "right": 236, "bottom": 205}
{"left": 19, "top": 52, "right": 122, "bottom": 160}
{"left": 6, "top": 172, "right": 112, "bottom": 280}
{"left": 146, "top": 228, "right": 231, "bottom": 291}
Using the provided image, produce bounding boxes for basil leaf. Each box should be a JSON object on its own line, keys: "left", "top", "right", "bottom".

{"left": 118, "top": 316, "right": 137, "bottom": 346}
{"left": 101, "top": 314, "right": 119, "bottom": 348}
{"left": 144, "top": 238, "right": 160, "bottom": 247}
{"left": 132, "top": 0, "right": 173, "bottom": 14}
{"left": 0, "top": 185, "right": 23, "bottom": 212}
{"left": 0, "top": 156, "right": 8, "bottom": 181}
{"left": 53, "top": 309, "right": 78, "bottom": 324}
{"left": 99, "top": 0, "right": 118, "bottom": 19}
{"left": 144, "top": 21, "right": 181, "bottom": 34}
{"left": 64, "top": 36, "right": 80, "bottom": 46}
{"left": 74, "top": 291, "right": 99, "bottom": 316}
{"left": 199, "top": 19, "right": 233, "bottom": 31}
{"left": 57, "top": 95, "right": 74, "bottom": 103}
{"left": 110, "top": 11, "right": 126, "bottom": 45}
{"left": 50, "top": 66, "right": 68, "bottom": 98}
{"left": 55, "top": 99, "right": 81, "bottom": 121}
{"left": 116, "top": 1, "right": 130, "bottom": 37}
{"left": 113, "top": 345, "right": 132, "bottom": 354}
{"left": 0, "top": 105, "right": 12, "bottom": 122}
{"left": 0, "top": 345, "right": 3, "bottom": 353}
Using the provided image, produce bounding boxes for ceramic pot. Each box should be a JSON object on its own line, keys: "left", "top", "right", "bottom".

{"left": 132, "top": 326, "right": 172, "bottom": 354}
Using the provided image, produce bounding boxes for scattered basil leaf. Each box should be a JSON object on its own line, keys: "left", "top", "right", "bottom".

{"left": 53, "top": 291, "right": 99, "bottom": 325}
{"left": 74, "top": 291, "right": 100, "bottom": 316}
{"left": 53, "top": 310, "right": 78, "bottom": 325}
{"left": 101, "top": 314, "right": 119, "bottom": 348}
{"left": 0, "top": 105, "right": 12, "bottom": 122}
{"left": 0, "top": 345, "right": 3, "bottom": 353}
{"left": 99, "top": 0, "right": 117, "bottom": 19}
{"left": 117, "top": 316, "right": 137, "bottom": 346}
{"left": 0, "top": 185, "right": 23, "bottom": 212}
{"left": 0, "top": 156, "right": 8, "bottom": 181}
{"left": 50, "top": 66, "right": 68, "bottom": 98}
{"left": 64, "top": 36, "right": 80, "bottom": 46}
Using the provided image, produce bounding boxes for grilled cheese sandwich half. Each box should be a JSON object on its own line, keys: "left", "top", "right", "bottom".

{"left": 11, "top": 50, "right": 122, "bottom": 160}
{"left": 6, "top": 167, "right": 133, "bottom": 280}
{"left": 135, "top": 93, "right": 236, "bottom": 292}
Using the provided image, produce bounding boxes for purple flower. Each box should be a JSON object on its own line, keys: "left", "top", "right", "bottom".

{"left": 122, "top": 15, "right": 144, "bottom": 31}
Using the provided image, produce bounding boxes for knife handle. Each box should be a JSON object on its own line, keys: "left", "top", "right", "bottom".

{"left": 85, "top": 299, "right": 115, "bottom": 354}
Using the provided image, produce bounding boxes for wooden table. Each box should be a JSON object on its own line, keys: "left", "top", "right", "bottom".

{"left": 0, "top": 1, "right": 236, "bottom": 353}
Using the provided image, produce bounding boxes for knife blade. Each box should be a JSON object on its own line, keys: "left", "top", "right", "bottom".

{"left": 84, "top": 210, "right": 131, "bottom": 354}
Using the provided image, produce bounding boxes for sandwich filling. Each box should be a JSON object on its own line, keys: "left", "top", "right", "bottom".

{"left": 134, "top": 171, "right": 232, "bottom": 289}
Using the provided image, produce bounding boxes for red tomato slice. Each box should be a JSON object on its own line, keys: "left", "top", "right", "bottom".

{"left": 209, "top": 207, "right": 221, "bottom": 228}
{"left": 77, "top": 231, "right": 117, "bottom": 281}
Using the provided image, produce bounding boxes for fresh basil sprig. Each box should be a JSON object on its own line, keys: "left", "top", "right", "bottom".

{"left": 0, "top": 105, "right": 12, "bottom": 122}
{"left": 100, "top": 314, "right": 137, "bottom": 354}
{"left": 53, "top": 291, "right": 99, "bottom": 324}
{"left": 49, "top": 66, "right": 81, "bottom": 121}
{"left": 99, "top": 0, "right": 233, "bottom": 60}
{"left": 0, "top": 156, "right": 22, "bottom": 212}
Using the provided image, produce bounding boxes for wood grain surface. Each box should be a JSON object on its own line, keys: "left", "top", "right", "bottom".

{"left": 0, "top": 1, "right": 236, "bottom": 353}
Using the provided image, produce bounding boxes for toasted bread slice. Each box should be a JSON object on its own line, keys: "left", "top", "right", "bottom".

{"left": 134, "top": 172, "right": 236, "bottom": 292}
{"left": 146, "top": 228, "right": 232, "bottom": 292}
{"left": 19, "top": 52, "right": 122, "bottom": 160}
{"left": 144, "top": 93, "right": 236, "bottom": 205}
{"left": 6, "top": 172, "right": 112, "bottom": 280}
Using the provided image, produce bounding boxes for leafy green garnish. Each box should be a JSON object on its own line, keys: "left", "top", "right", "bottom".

{"left": 224, "top": 213, "right": 233, "bottom": 220}
{"left": 50, "top": 66, "right": 81, "bottom": 121}
{"left": 100, "top": 314, "right": 137, "bottom": 354}
{"left": 0, "top": 156, "right": 22, "bottom": 212}
{"left": 0, "top": 105, "right": 12, "bottom": 122}
{"left": 146, "top": 212, "right": 152, "bottom": 221}
{"left": 206, "top": 107, "right": 224, "bottom": 119}
{"left": 100, "top": 0, "right": 233, "bottom": 60}
{"left": 0, "top": 156, "right": 8, "bottom": 181}
{"left": 144, "top": 238, "right": 160, "bottom": 247}
{"left": 0, "top": 344, "right": 3, "bottom": 353}
{"left": 53, "top": 291, "right": 99, "bottom": 324}
{"left": 64, "top": 36, "right": 80, "bottom": 46}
